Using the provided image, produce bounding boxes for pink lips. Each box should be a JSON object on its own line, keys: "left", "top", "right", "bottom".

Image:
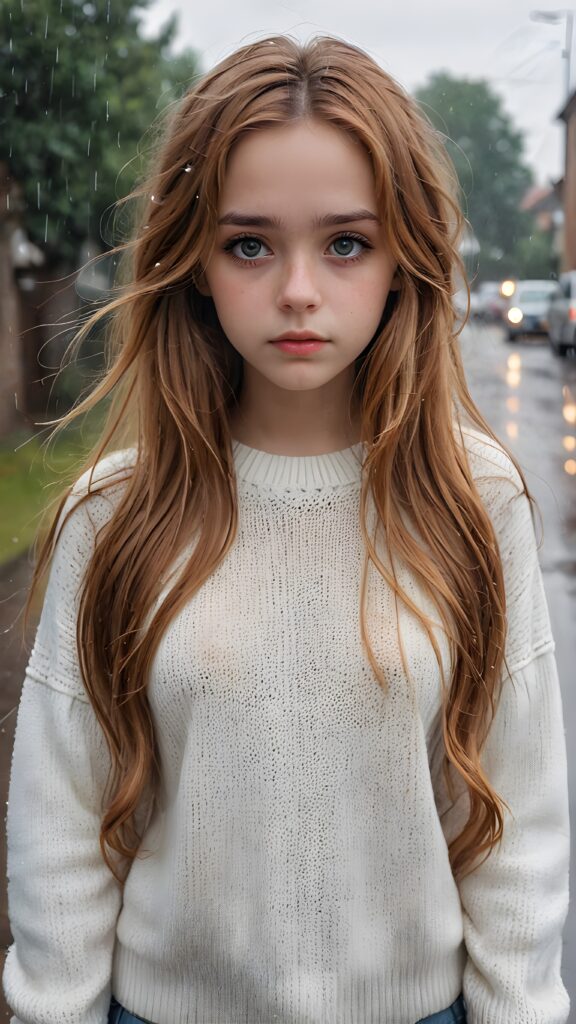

{"left": 271, "top": 340, "right": 327, "bottom": 354}
{"left": 270, "top": 331, "right": 329, "bottom": 354}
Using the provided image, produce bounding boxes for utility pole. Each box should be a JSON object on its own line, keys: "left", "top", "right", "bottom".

{"left": 530, "top": 10, "right": 576, "bottom": 269}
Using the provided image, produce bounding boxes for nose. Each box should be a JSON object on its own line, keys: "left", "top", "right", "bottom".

{"left": 276, "top": 253, "right": 322, "bottom": 312}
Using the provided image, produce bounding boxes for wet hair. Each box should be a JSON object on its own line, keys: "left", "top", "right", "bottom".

{"left": 31, "top": 34, "right": 530, "bottom": 886}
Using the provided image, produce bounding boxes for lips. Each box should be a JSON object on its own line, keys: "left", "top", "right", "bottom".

{"left": 270, "top": 331, "right": 329, "bottom": 343}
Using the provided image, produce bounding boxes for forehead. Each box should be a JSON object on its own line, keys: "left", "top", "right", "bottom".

{"left": 219, "top": 119, "right": 377, "bottom": 215}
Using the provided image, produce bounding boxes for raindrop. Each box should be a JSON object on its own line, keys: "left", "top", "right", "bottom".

{"left": 94, "top": 170, "right": 98, "bottom": 191}
{"left": 117, "top": 131, "right": 121, "bottom": 147}
{"left": 106, "top": 0, "right": 111, "bottom": 21}
{"left": 44, "top": 215, "right": 49, "bottom": 243}
{"left": 183, "top": 164, "right": 192, "bottom": 173}
{"left": 9, "top": 38, "right": 12, "bottom": 52}
{"left": 44, "top": 14, "right": 49, "bottom": 37}
{"left": 24, "top": 79, "right": 28, "bottom": 93}
{"left": 72, "top": 74, "right": 75, "bottom": 98}
{"left": 55, "top": 45, "right": 59, "bottom": 64}
{"left": 65, "top": 24, "right": 77, "bottom": 36}
{"left": 5, "top": 194, "right": 10, "bottom": 211}
{"left": 93, "top": 72, "right": 97, "bottom": 91}
{"left": 37, "top": 182, "right": 40, "bottom": 209}
{"left": 87, "top": 136, "right": 91, "bottom": 156}
{"left": 106, "top": 99, "right": 109, "bottom": 122}
{"left": 154, "top": 262, "right": 161, "bottom": 268}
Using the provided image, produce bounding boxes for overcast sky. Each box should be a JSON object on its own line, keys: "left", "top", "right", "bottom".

{"left": 141, "top": 0, "right": 575, "bottom": 188}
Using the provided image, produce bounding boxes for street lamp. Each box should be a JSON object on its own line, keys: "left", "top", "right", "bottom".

{"left": 530, "top": 9, "right": 574, "bottom": 100}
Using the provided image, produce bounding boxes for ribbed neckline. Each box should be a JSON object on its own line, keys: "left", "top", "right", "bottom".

{"left": 231, "top": 438, "right": 366, "bottom": 490}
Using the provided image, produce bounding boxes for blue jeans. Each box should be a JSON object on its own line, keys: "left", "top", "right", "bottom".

{"left": 108, "top": 992, "right": 467, "bottom": 1023}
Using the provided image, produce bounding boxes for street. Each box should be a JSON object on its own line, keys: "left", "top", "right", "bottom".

{"left": 0, "top": 321, "right": 574, "bottom": 1020}
{"left": 461, "top": 321, "right": 576, "bottom": 1011}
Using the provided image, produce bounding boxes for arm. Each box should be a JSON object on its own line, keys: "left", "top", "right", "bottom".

{"left": 3, "top": 680, "right": 123, "bottom": 1024}
{"left": 435, "top": 446, "right": 571, "bottom": 1024}
{"left": 2, "top": 463, "right": 131, "bottom": 1024}
{"left": 458, "top": 648, "right": 570, "bottom": 1024}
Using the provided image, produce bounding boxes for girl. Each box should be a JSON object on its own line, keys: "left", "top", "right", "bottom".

{"left": 3, "top": 34, "right": 570, "bottom": 1024}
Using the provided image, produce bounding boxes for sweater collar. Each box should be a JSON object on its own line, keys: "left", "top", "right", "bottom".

{"left": 231, "top": 438, "right": 365, "bottom": 490}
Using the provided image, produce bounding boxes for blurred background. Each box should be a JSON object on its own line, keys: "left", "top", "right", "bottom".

{"left": 1, "top": 0, "right": 575, "bottom": 1019}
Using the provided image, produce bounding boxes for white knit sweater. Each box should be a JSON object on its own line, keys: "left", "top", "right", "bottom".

{"left": 3, "top": 427, "right": 571, "bottom": 1024}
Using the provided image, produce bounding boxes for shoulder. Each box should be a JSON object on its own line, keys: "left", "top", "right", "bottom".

{"left": 50, "top": 448, "right": 137, "bottom": 573}
{"left": 68, "top": 446, "right": 137, "bottom": 503}
{"left": 60, "top": 447, "right": 137, "bottom": 529}
{"left": 453, "top": 425, "right": 553, "bottom": 665}
{"left": 27, "top": 449, "right": 139, "bottom": 698}
{"left": 453, "top": 423, "right": 527, "bottom": 522}
{"left": 454, "top": 423, "right": 523, "bottom": 494}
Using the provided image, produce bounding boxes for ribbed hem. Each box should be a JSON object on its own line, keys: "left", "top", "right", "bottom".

{"left": 232, "top": 439, "right": 366, "bottom": 490}
{"left": 112, "top": 943, "right": 465, "bottom": 1024}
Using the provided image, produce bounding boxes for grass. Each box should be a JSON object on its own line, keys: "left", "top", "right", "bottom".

{"left": 0, "top": 411, "right": 107, "bottom": 566}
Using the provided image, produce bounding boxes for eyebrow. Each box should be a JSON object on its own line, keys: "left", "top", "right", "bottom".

{"left": 217, "top": 209, "right": 381, "bottom": 228}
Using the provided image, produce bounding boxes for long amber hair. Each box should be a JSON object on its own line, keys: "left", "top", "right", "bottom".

{"left": 30, "top": 34, "right": 531, "bottom": 887}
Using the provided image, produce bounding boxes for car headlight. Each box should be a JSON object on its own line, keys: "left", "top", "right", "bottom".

{"left": 507, "top": 307, "right": 523, "bottom": 324}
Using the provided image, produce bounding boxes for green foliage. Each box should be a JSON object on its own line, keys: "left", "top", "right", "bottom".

{"left": 414, "top": 72, "right": 535, "bottom": 281}
{"left": 0, "top": 0, "right": 201, "bottom": 266}
{"left": 514, "top": 228, "right": 558, "bottom": 280}
{"left": 0, "top": 406, "right": 107, "bottom": 564}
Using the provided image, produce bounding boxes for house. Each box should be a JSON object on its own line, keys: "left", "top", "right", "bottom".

{"left": 557, "top": 89, "right": 576, "bottom": 271}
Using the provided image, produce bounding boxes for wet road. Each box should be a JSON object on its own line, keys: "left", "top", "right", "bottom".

{"left": 0, "top": 321, "right": 574, "bottom": 1020}
{"left": 461, "top": 321, "right": 576, "bottom": 1013}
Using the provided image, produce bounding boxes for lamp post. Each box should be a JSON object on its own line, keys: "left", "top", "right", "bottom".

{"left": 530, "top": 9, "right": 574, "bottom": 100}
{"left": 530, "top": 10, "right": 576, "bottom": 271}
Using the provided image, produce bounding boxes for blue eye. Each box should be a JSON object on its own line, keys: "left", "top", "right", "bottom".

{"left": 224, "top": 236, "right": 272, "bottom": 262}
{"left": 329, "top": 234, "right": 370, "bottom": 259}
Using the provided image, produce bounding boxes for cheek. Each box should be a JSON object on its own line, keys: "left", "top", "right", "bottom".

{"left": 336, "top": 273, "right": 392, "bottom": 321}
{"left": 209, "top": 268, "right": 252, "bottom": 318}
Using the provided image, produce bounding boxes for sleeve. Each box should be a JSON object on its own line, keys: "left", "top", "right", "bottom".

{"left": 434, "top": 448, "right": 571, "bottom": 1024}
{"left": 2, "top": 477, "right": 128, "bottom": 1024}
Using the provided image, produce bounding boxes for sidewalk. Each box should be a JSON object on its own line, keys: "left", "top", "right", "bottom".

{"left": 0, "top": 551, "right": 36, "bottom": 1021}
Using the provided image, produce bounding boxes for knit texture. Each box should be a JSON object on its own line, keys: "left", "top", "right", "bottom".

{"left": 3, "top": 427, "right": 570, "bottom": 1024}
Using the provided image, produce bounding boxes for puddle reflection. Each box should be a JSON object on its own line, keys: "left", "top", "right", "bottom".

{"left": 562, "top": 385, "right": 576, "bottom": 426}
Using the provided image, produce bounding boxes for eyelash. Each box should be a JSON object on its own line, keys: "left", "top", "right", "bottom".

{"left": 222, "top": 231, "right": 373, "bottom": 267}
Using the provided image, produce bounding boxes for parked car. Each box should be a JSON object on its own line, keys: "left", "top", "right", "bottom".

{"left": 504, "top": 279, "right": 561, "bottom": 342}
{"left": 546, "top": 271, "right": 576, "bottom": 358}
{"left": 469, "top": 281, "right": 508, "bottom": 323}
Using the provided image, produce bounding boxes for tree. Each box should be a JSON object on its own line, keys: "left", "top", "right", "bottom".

{"left": 0, "top": 0, "right": 201, "bottom": 269}
{"left": 414, "top": 73, "right": 535, "bottom": 281}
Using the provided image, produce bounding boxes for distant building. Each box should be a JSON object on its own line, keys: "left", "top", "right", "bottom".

{"left": 557, "top": 89, "right": 576, "bottom": 271}
{"left": 520, "top": 182, "right": 564, "bottom": 266}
